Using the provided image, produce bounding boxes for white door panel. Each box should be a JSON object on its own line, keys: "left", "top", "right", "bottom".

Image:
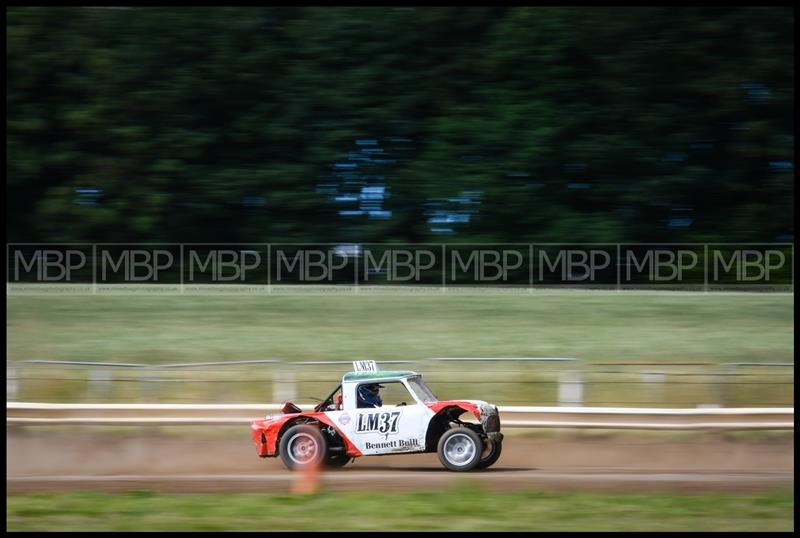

{"left": 329, "top": 405, "right": 432, "bottom": 455}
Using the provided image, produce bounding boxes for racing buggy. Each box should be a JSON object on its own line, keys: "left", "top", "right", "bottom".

{"left": 250, "top": 361, "right": 503, "bottom": 472}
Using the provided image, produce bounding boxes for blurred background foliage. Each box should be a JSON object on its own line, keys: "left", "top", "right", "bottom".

{"left": 6, "top": 7, "right": 794, "bottom": 244}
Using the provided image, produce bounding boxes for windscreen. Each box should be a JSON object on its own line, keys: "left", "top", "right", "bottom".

{"left": 406, "top": 376, "right": 438, "bottom": 403}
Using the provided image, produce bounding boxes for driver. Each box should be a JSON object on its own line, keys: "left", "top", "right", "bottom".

{"left": 356, "top": 383, "right": 383, "bottom": 408}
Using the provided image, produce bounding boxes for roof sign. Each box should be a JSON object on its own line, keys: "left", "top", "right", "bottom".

{"left": 353, "top": 360, "right": 378, "bottom": 372}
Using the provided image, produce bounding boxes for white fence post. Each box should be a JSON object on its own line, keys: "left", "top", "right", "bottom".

{"left": 88, "top": 369, "right": 112, "bottom": 400}
{"left": 142, "top": 367, "right": 160, "bottom": 402}
{"left": 642, "top": 371, "right": 666, "bottom": 404}
{"left": 642, "top": 372, "right": 666, "bottom": 384}
{"left": 7, "top": 368, "right": 18, "bottom": 400}
{"left": 272, "top": 370, "right": 297, "bottom": 403}
{"left": 558, "top": 371, "right": 583, "bottom": 406}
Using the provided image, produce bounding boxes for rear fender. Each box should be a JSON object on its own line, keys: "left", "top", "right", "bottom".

{"left": 251, "top": 412, "right": 363, "bottom": 458}
{"left": 251, "top": 415, "right": 298, "bottom": 457}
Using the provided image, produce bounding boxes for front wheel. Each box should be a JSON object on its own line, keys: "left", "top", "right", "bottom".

{"left": 476, "top": 438, "right": 502, "bottom": 469}
{"left": 437, "top": 427, "right": 483, "bottom": 472}
{"left": 279, "top": 425, "right": 326, "bottom": 471}
{"left": 324, "top": 451, "right": 351, "bottom": 469}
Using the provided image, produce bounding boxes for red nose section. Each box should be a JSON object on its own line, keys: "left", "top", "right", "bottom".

{"left": 425, "top": 400, "right": 481, "bottom": 420}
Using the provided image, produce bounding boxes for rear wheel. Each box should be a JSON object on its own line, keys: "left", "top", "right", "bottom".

{"left": 476, "top": 438, "right": 502, "bottom": 469}
{"left": 437, "top": 427, "right": 483, "bottom": 471}
{"left": 279, "top": 425, "right": 326, "bottom": 471}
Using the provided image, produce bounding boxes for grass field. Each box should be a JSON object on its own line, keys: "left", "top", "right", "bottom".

{"left": 6, "top": 487, "right": 794, "bottom": 531}
{"left": 7, "top": 289, "right": 794, "bottom": 364}
{"left": 7, "top": 289, "right": 793, "bottom": 405}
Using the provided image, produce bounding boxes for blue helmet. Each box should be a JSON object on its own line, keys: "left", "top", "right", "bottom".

{"left": 357, "top": 383, "right": 383, "bottom": 408}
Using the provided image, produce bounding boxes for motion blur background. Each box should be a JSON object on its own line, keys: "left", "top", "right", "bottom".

{"left": 6, "top": 6, "right": 795, "bottom": 532}
{"left": 6, "top": 6, "right": 794, "bottom": 244}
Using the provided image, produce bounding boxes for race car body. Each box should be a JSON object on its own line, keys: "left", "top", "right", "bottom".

{"left": 250, "top": 362, "right": 503, "bottom": 471}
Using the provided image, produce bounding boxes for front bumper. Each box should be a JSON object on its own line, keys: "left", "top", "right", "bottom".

{"left": 487, "top": 432, "right": 504, "bottom": 443}
{"left": 479, "top": 405, "right": 501, "bottom": 434}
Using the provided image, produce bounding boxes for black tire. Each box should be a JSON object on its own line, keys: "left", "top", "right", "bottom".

{"left": 437, "top": 427, "right": 483, "bottom": 472}
{"left": 324, "top": 452, "right": 351, "bottom": 469}
{"left": 279, "top": 424, "right": 327, "bottom": 471}
{"left": 476, "top": 438, "right": 502, "bottom": 469}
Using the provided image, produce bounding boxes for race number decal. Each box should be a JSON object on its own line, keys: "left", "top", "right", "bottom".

{"left": 356, "top": 411, "right": 401, "bottom": 434}
{"left": 353, "top": 360, "right": 378, "bottom": 372}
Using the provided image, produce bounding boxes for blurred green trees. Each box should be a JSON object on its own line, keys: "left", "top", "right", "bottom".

{"left": 6, "top": 7, "right": 794, "bottom": 243}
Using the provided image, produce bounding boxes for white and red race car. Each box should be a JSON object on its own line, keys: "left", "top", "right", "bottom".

{"left": 250, "top": 361, "right": 503, "bottom": 471}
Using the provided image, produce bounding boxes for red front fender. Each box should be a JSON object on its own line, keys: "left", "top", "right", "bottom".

{"left": 425, "top": 400, "right": 482, "bottom": 420}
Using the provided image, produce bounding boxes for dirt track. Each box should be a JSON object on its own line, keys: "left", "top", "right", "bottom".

{"left": 6, "top": 429, "right": 794, "bottom": 494}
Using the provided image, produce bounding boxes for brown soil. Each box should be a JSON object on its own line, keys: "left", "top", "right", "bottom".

{"left": 6, "top": 429, "right": 794, "bottom": 494}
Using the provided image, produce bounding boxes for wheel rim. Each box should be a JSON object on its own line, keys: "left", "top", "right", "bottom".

{"left": 287, "top": 432, "right": 319, "bottom": 465}
{"left": 443, "top": 433, "right": 477, "bottom": 466}
{"left": 480, "top": 439, "right": 494, "bottom": 460}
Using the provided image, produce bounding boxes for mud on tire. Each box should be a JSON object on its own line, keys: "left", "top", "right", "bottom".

{"left": 476, "top": 438, "right": 502, "bottom": 469}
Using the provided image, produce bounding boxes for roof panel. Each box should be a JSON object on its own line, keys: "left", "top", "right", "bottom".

{"left": 342, "top": 370, "right": 418, "bottom": 382}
